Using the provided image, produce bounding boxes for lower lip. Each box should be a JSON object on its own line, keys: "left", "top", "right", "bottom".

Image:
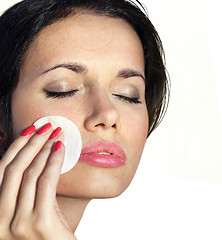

{"left": 79, "top": 153, "right": 125, "bottom": 168}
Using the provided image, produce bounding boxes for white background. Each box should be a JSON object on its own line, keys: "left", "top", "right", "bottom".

{"left": 1, "top": 0, "right": 222, "bottom": 239}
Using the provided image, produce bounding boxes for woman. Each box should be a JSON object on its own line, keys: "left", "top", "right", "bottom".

{"left": 0, "top": 0, "right": 169, "bottom": 239}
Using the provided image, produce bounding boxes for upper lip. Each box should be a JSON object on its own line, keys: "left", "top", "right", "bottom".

{"left": 80, "top": 140, "right": 126, "bottom": 160}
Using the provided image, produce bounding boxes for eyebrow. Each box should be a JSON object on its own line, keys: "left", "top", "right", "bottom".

{"left": 40, "top": 62, "right": 145, "bottom": 81}
{"left": 41, "top": 63, "right": 88, "bottom": 75}
{"left": 117, "top": 69, "right": 145, "bottom": 81}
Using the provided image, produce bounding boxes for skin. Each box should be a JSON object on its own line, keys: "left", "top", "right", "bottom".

{"left": 0, "top": 13, "right": 148, "bottom": 239}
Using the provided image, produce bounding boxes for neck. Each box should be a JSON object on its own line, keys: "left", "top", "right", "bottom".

{"left": 56, "top": 195, "right": 91, "bottom": 232}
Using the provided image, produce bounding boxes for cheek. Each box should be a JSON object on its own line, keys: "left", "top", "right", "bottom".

{"left": 11, "top": 89, "right": 62, "bottom": 136}
{"left": 123, "top": 108, "right": 148, "bottom": 145}
{"left": 11, "top": 89, "right": 84, "bottom": 137}
{"left": 11, "top": 91, "right": 42, "bottom": 135}
{"left": 121, "top": 107, "right": 149, "bottom": 166}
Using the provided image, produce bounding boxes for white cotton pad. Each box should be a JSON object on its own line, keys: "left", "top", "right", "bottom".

{"left": 33, "top": 116, "right": 82, "bottom": 174}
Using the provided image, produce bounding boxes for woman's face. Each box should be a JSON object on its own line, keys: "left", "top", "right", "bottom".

{"left": 11, "top": 14, "right": 148, "bottom": 198}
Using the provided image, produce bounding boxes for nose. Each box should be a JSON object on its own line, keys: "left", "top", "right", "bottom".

{"left": 84, "top": 91, "right": 120, "bottom": 132}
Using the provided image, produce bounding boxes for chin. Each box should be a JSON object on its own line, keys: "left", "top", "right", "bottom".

{"left": 56, "top": 161, "right": 136, "bottom": 199}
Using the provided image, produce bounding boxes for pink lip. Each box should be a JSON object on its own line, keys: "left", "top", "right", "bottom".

{"left": 79, "top": 140, "right": 126, "bottom": 168}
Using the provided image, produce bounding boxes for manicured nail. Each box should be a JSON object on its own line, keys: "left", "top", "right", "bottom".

{"left": 37, "top": 123, "right": 52, "bottom": 135}
{"left": 53, "top": 141, "right": 62, "bottom": 152}
{"left": 49, "top": 127, "right": 62, "bottom": 139}
{"left": 21, "top": 125, "right": 36, "bottom": 136}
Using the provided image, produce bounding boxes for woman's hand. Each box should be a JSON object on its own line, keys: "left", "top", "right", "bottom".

{"left": 0, "top": 123, "right": 75, "bottom": 240}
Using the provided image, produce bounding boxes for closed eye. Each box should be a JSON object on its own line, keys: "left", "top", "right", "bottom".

{"left": 44, "top": 89, "right": 78, "bottom": 99}
{"left": 113, "top": 94, "right": 142, "bottom": 104}
{"left": 43, "top": 89, "right": 141, "bottom": 104}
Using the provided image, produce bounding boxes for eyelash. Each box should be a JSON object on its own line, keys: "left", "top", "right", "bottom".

{"left": 44, "top": 90, "right": 142, "bottom": 104}
{"left": 44, "top": 89, "right": 78, "bottom": 98}
{"left": 113, "top": 94, "right": 142, "bottom": 104}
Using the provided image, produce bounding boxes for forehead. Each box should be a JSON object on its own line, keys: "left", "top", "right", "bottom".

{"left": 20, "top": 14, "right": 144, "bottom": 79}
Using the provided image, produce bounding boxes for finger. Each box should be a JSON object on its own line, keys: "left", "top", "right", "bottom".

{"left": 0, "top": 125, "right": 36, "bottom": 184}
{"left": 8, "top": 123, "right": 53, "bottom": 171}
{"left": 0, "top": 123, "right": 53, "bottom": 222}
{"left": 34, "top": 141, "right": 65, "bottom": 214}
{"left": 16, "top": 129, "right": 63, "bottom": 214}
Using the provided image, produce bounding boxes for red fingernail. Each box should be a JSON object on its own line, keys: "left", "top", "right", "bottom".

{"left": 21, "top": 125, "right": 36, "bottom": 137}
{"left": 49, "top": 127, "right": 62, "bottom": 139}
{"left": 37, "top": 123, "right": 52, "bottom": 135}
{"left": 53, "top": 141, "right": 62, "bottom": 152}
